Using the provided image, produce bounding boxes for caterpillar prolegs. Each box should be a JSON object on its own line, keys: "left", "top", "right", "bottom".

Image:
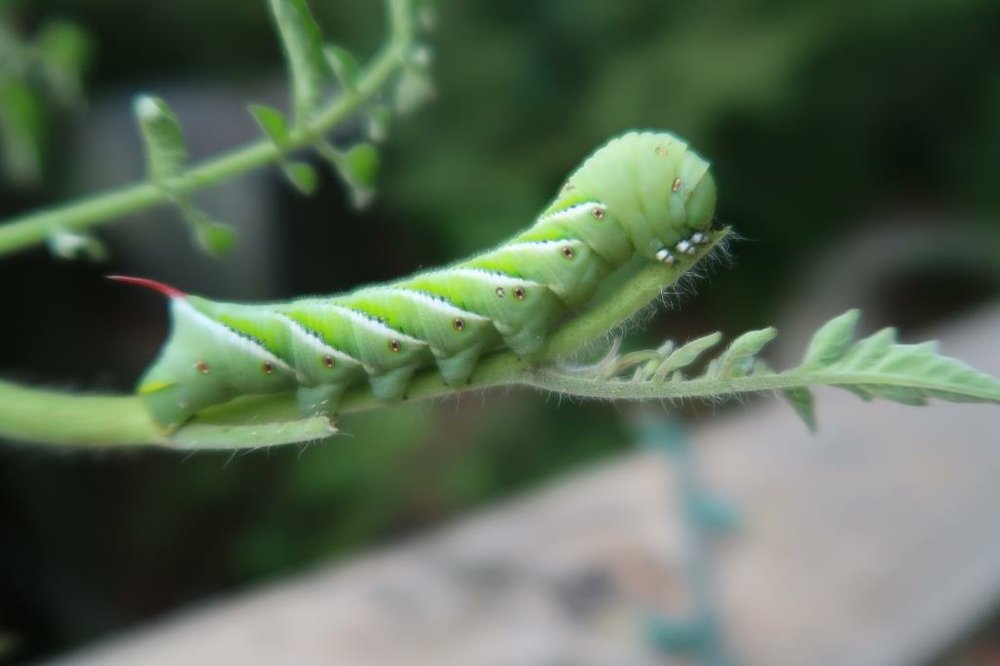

{"left": 121, "top": 131, "right": 718, "bottom": 430}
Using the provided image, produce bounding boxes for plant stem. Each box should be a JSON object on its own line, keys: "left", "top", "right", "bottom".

{"left": 524, "top": 368, "right": 1000, "bottom": 403}
{"left": 0, "top": 381, "right": 164, "bottom": 447}
{"left": 0, "top": 379, "right": 337, "bottom": 449}
{"left": 0, "top": 0, "right": 412, "bottom": 258}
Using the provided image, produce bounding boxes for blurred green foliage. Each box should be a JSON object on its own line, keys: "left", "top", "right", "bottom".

{"left": 383, "top": 0, "right": 1000, "bottom": 329}
{"left": 1, "top": 0, "right": 999, "bottom": 661}
{"left": 0, "top": 9, "right": 89, "bottom": 185}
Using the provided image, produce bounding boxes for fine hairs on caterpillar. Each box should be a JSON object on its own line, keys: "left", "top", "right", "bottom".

{"left": 116, "top": 131, "right": 718, "bottom": 430}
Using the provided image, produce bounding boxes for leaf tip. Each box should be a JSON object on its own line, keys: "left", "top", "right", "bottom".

{"left": 133, "top": 94, "right": 163, "bottom": 121}
{"left": 783, "top": 387, "right": 817, "bottom": 433}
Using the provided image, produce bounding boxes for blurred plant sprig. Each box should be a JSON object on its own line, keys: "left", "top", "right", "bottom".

{"left": 0, "top": 0, "right": 432, "bottom": 259}
{"left": 0, "top": 14, "right": 90, "bottom": 185}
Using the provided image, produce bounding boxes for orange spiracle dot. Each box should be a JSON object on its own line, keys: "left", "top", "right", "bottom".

{"left": 323, "top": 355, "right": 335, "bottom": 369}
{"left": 195, "top": 361, "right": 210, "bottom": 374}
{"left": 513, "top": 287, "right": 526, "bottom": 300}
{"left": 389, "top": 339, "right": 402, "bottom": 353}
{"left": 453, "top": 318, "right": 465, "bottom": 331}
{"left": 561, "top": 246, "right": 575, "bottom": 259}
{"left": 262, "top": 361, "right": 275, "bottom": 374}
{"left": 592, "top": 207, "right": 606, "bottom": 220}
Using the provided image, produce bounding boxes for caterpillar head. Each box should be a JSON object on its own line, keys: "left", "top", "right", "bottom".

{"left": 543, "top": 131, "right": 716, "bottom": 264}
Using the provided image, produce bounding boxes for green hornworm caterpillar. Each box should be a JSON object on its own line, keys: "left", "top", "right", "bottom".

{"left": 116, "top": 131, "right": 717, "bottom": 430}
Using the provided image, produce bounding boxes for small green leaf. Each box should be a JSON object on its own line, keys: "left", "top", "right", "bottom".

{"left": 194, "top": 222, "right": 236, "bottom": 257}
{"left": 36, "top": 20, "right": 91, "bottom": 104}
{"left": 324, "top": 44, "right": 360, "bottom": 92}
{"left": 842, "top": 385, "right": 874, "bottom": 402}
{"left": 282, "top": 161, "right": 318, "bottom": 195}
{"left": 864, "top": 385, "right": 928, "bottom": 406}
{"left": 327, "top": 142, "right": 379, "bottom": 208}
{"left": 394, "top": 66, "right": 435, "bottom": 114}
{"left": 656, "top": 340, "right": 676, "bottom": 356}
{"left": 172, "top": 416, "right": 336, "bottom": 449}
{"left": 366, "top": 105, "right": 392, "bottom": 142}
{"left": 134, "top": 95, "right": 187, "bottom": 183}
{"left": 268, "top": 0, "right": 334, "bottom": 123}
{"left": 653, "top": 332, "right": 722, "bottom": 380}
{"left": 783, "top": 387, "right": 816, "bottom": 432}
{"left": 342, "top": 143, "right": 379, "bottom": 186}
{"left": 532, "top": 309, "right": 1000, "bottom": 425}
{"left": 183, "top": 208, "right": 236, "bottom": 257}
{"left": 46, "top": 230, "right": 107, "bottom": 262}
{"left": 0, "top": 79, "right": 44, "bottom": 185}
{"left": 836, "top": 327, "right": 895, "bottom": 370}
{"left": 249, "top": 104, "right": 291, "bottom": 149}
{"left": 713, "top": 327, "right": 777, "bottom": 378}
{"left": 134, "top": 100, "right": 237, "bottom": 256}
{"left": 801, "top": 309, "right": 860, "bottom": 368}
{"left": 637, "top": 342, "right": 674, "bottom": 380}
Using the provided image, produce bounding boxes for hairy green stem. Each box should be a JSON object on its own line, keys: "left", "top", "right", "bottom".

{"left": 522, "top": 370, "right": 999, "bottom": 404}
{"left": 0, "top": 0, "right": 412, "bottom": 258}
{"left": 0, "top": 380, "right": 337, "bottom": 449}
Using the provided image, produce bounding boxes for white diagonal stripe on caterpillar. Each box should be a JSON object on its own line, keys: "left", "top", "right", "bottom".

{"left": 274, "top": 313, "right": 368, "bottom": 369}
{"left": 423, "top": 268, "right": 543, "bottom": 288}
{"left": 373, "top": 287, "right": 493, "bottom": 323}
{"left": 536, "top": 201, "right": 606, "bottom": 224}
{"left": 485, "top": 239, "right": 586, "bottom": 255}
{"left": 314, "top": 303, "right": 427, "bottom": 346}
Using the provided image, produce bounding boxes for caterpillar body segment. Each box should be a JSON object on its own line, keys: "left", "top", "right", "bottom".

{"left": 130, "top": 131, "right": 718, "bottom": 430}
{"left": 335, "top": 287, "right": 499, "bottom": 386}
{"left": 519, "top": 203, "right": 632, "bottom": 267}
{"left": 398, "top": 269, "right": 559, "bottom": 359}
{"left": 463, "top": 239, "right": 611, "bottom": 308}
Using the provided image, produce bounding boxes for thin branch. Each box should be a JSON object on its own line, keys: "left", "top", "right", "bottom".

{"left": 522, "top": 368, "right": 1000, "bottom": 403}
{"left": 0, "top": 381, "right": 164, "bottom": 447}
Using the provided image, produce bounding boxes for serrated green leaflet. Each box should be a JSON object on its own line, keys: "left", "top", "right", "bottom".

{"left": 800, "top": 309, "right": 860, "bottom": 368}
{"left": 783, "top": 387, "right": 816, "bottom": 432}
{"left": 249, "top": 104, "right": 291, "bottom": 148}
{"left": 529, "top": 310, "right": 1000, "bottom": 427}
{"left": 324, "top": 44, "right": 360, "bottom": 92}
{"left": 712, "top": 327, "right": 776, "bottom": 379}
{"left": 134, "top": 95, "right": 187, "bottom": 183}
{"left": 323, "top": 142, "right": 379, "bottom": 208}
{"left": 653, "top": 332, "right": 722, "bottom": 380}
{"left": 282, "top": 162, "right": 318, "bottom": 195}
